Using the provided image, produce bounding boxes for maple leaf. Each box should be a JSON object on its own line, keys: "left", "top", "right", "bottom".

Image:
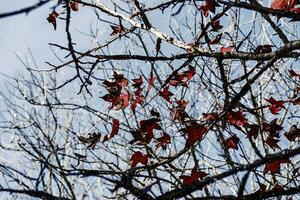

{"left": 103, "top": 119, "right": 120, "bottom": 143}
{"left": 284, "top": 125, "right": 300, "bottom": 141}
{"left": 159, "top": 87, "right": 174, "bottom": 102}
{"left": 169, "top": 66, "right": 196, "bottom": 87}
{"left": 210, "top": 20, "right": 223, "bottom": 32}
{"left": 132, "top": 76, "right": 143, "bottom": 88}
{"left": 182, "top": 122, "right": 207, "bottom": 146}
{"left": 110, "top": 25, "right": 125, "bottom": 35}
{"left": 150, "top": 108, "right": 160, "bottom": 118}
{"left": 264, "top": 159, "right": 290, "bottom": 174}
{"left": 102, "top": 79, "right": 122, "bottom": 94}
{"left": 265, "top": 97, "right": 286, "bottom": 115}
{"left": 224, "top": 135, "right": 239, "bottom": 150}
{"left": 199, "top": 0, "right": 220, "bottom": 17}
{"left": 130, "top": 151, "right": 149, "bottom": 167}
{"left": 262, "top": 119, "right": 283, "bottom": 138}
{"left": 140, "top": 118, "right": 162, "bottom": 141}
{"left": 113, "top": 71, "right": 128, "bottom": 88}
{"left": 254, "top": 45, "right": 273, "bottom": 53}
{"left": 227, "top": 110, "right": 248, "bottom": 127}
{"left": 265, "top": 136, "right": 280, "bottom": 149}
{"left": 78, "top": 133, "right": 101, "bottom": 149}
{"left": 47, "top": 11, "right": 59, "bottom": 30}
{"left": 156, "top": 132, "right": 171, "bottom": 150}
{"left": 270, "top": 0, "right": 296, "bottom": 11}
{"left": 171, "top": 99, "right": 189, "bottom": 121}
{"left": 247, "top": 124, "right": 259, "bottom": 139}
{"left": 70, "top": 2, "right": 79, "bottom": 11}
{"left": 147, "top": 74, "right": 156, "bottom": 91}
{"left": 220, "top": 46, "right": 235, "bottom": 53}
{"left": 180, "top": 167, "right": 208, "bottom": 185}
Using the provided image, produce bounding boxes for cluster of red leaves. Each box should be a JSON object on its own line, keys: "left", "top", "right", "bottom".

{"left": 182, "top": 121, "right": 208, "bottom": 147}
{"left": 130, "top": 151, "right": 149, "bottom": 167}
{"left": 103, "top": 119, "right": 120, "bottom": 142}
{"left": 169, "top": 66, "right": 196, "bottom": 87}
{"left": 180, "top": 167, "right": 208, "bottom": 185}
{"left": 47, "top": 2, "right": 79, "bottom": 30}
{"left": 101, "top": 71, "right": 130, "bottom": 111}
{"left": 128, "top": 115, "right": 165, "bottom": 146}
{"left": 199, "top": 0, "right": 220, "bottom": 16}
{"left": 223, "top": 135, "right": 240, "bottom": 150}
{"left": 264, "top": 158, "right": 291, "bottom": 174}
{"left": 265, "top": 97, "right": 286, "bottom": 115}
{"left": 227, "top": 110, "right": 248, "bottom": 127}
{"left": 78, "top": 133, "right": 101, "bottom": 149}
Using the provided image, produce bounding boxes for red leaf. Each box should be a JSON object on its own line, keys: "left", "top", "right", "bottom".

{"left": 169, "top": 66, "right": 196, "bottom": 87}
{"left": 140, "top": 118, "right": 162, "bottom": 141}
{"left": 224, "top": 135, "right": 239, "bottom": 150}
{"left": 130, "top": 151, "right": 149, "bottom": 167}
{"left": 220, "top": 46, "right": 235, "bottom": 53}
{"left": 47, "top": 11, "right": 59, "bottom": 30}
{"left": 247, "top": 124, "right": 259, "bottom": 139}
{"left": 147, "top": 75, "right": 156, "bottom": 91}
{"left": 264, "top": 159, "right": 290, "bottom": 174}
{"left": 262, "top": 119, "right": 283, "bottom": 138}
{"left": 103, "top": 119, "right": 120, "bottom": 142}
{"left": 284, "top": 125, "right": 300, "bottom": 141}
{"left": 199, "top": 0, "right": 220, "bottom": 16}
{"left": 182, "top": 122, "right": 207, "bottom": 146}
{"left": 210, "top": 20, "right": 223, "bottom": 32}
{"left": 159, "top": 87, "right": 174, "bottom": 102}
{"left": 110, "top": 25, "right": 125, "bottom": 35}
{"left": 156, "top": 133, "right": 171, "bottom": 150}
{"left": 265, "top": 136, "right": 280, "bottom": 149}
{"left": 150, "top": 108, "right": 160, "bottom": 118}
{"left": 265, "top": 97, "right": 286, "bottom": 115}
{"left": 132, "top": 76, "right": 143, "bottom": 88}
{"left": 180, "top": 167, "right": 208, "bottom": 185}
{"left": 227, "top": 110, "right": 248, "bottom": 127}
{"left": 70, "top": 2, "right": 79, "bottom": 11}
{"left": 270, "top": 0, "right": 296, "bottom": 11}
{"left": 203, "top": 112, "right": 218, "bottom": 121}
{"left": 290, "top": 7, "right": 300, "bottom": 13}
